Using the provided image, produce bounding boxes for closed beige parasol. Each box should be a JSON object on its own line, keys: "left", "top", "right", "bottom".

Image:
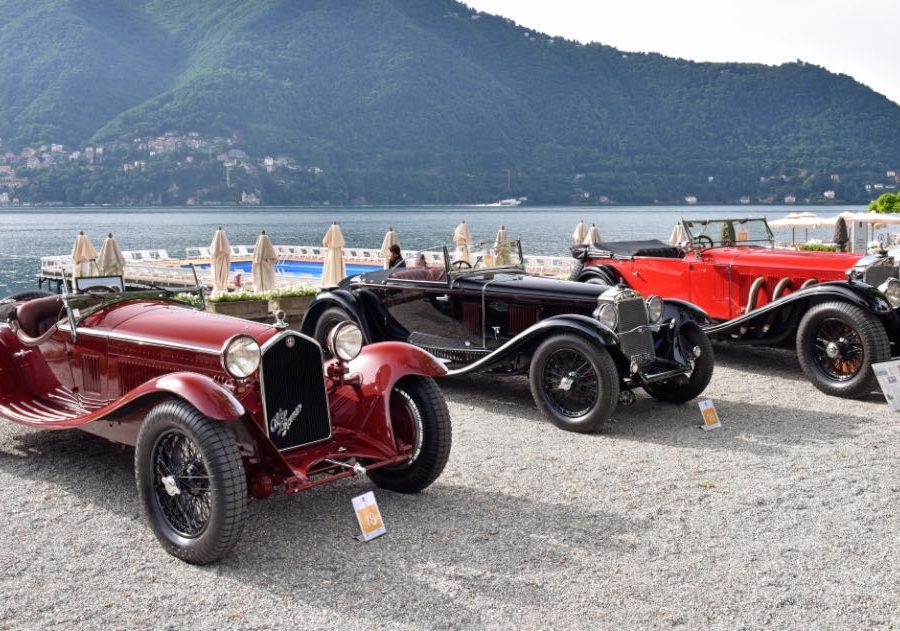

{"left": 71, "top": 231, "right": 98, "bottom": 279}
{"left": 572, "top": 220, "right": 587, "bottom": 245}
{"left": 321, "top": 222, "right": 346, "bottom": 286}
{"left": 453, "top": 220, "right": 472, "bottom": 263}
{"left": 97, "top": 233, "right": 126, "bottom": 276}
{"left": 252, "top": 230, "right": 278, "bottom": 293}
{"left": 210, "top": 226, "right": 232, "bottom": 295}
{"left": 583, "top": 223, "right": 602, "bottom": 246}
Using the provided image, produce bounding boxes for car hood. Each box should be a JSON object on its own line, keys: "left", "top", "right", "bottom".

{"left": 456, "top": 273, "right": 611, "bottom": 302}
{"left": 85, "top": 301, "right": 278, "bottom": 352}
{"left": 702, "top": 247, "right": 864, "bottom": 278}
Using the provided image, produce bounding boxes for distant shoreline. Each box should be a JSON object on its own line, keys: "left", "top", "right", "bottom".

{"left": 0, "top": 202, "right": 869, "bottom": 211}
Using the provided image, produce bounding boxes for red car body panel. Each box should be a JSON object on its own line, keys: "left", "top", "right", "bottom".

{"left": 0, "top": 296, "right": 447, "bottom": 496}
{"left": 599, "top": 247, "right": 863, "bottom": 321}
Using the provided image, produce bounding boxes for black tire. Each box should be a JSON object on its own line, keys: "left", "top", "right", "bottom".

{"left": 135, "top": 399, "right": 248, "bottom": 565}
{"left": 643, "top": 322, "right": 715, "bottom": 403}
{"left": 4, "top": 289, "right": 55, "bottom": 302}
{"left": 368, "top": 377, "right": 452, "bottom": 493}
{"left": 529, "top": 334, "right": 620, "bottom": 433}
{"left": 313, "top": 306, "right": 352, "bottom": 348}
{"left": 796, "top": 301, "right": 889, "bottom": 398}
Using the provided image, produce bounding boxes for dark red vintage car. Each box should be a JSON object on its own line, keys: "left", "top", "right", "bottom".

{"left": 572, "top": 217, "right": 900, "bottom": 397}
{"left": 0, "top": 281, "right": 451, "bottom": 564}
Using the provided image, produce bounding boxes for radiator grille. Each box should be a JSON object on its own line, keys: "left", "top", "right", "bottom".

{"left": 617, "top": 298, "right": 655, "bottom": 361}
{"left": 260, "top": 333, "right": 331, "bottom": 451}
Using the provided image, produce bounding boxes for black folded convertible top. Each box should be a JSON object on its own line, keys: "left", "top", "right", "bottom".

{"left": 588, "top": 240, "right": 681, "bottom": 259}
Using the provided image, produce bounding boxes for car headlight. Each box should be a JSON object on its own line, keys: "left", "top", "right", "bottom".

{"left": 327, "top": 321, "right": 363, "bottom": 361}
{"left": 879, "top": 278, "right": 900, "bottom": 308}
{"left": 646, "top": 295, "right": 664, "bottom": 323}
{"left": 595, "top": 303, "right": 618, "bottom": 330}
{"left": 222, "top": 335, "right": 260, "bottom": 379}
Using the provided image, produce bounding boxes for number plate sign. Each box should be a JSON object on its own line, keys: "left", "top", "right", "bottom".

{"left": 352, "top": 491, "right": 386, "bottom": 542}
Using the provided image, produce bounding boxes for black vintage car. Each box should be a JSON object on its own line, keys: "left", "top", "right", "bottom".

{"left": 301, "top": 240, "right": 715, "bottom": 433}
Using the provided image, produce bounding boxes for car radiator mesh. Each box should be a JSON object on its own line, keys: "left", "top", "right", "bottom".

{"left": 617, "top": 298, "right": 655, "bottom": 360}
{"left": 260, "top": 333, "right": 331, "bottom": 451}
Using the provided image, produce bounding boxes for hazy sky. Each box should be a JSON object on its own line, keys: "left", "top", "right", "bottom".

{"left": 464, "top": 1, "right": 900, "bottom": 105}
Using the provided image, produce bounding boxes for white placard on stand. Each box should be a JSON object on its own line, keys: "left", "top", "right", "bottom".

{"left": 698, "top": 399, "right": 722, "bottom": 430}
{"left": 352, "top": 491, "right": 387, "bottom": 542}
{"left": 873, "top": 359, "right": 900, "bottom": 412}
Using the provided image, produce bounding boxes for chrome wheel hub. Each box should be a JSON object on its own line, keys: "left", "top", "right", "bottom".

{"left": 558, "top": 372, "right": 575, "bottom": 391}
{"left": 825, "top": 341, "right": 841, "bottom": 359}
{"left": 161, "top": 475, "right": 181, "bottom": 497}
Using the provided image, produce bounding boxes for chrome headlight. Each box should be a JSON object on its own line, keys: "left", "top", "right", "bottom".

{"left": 222, "top": 335, "right": 260, "bottom": 379}
{"left": 646, "top": 295, "right": 664, "bottom": 323}
{"left": 879, "top": 278, "right": 900, "bottom": 308}
{"left": 327, "top": 321, "right": 363, "bottom": 361}
{"left": 595, "top": 303, "right": 618, "bottom": 330}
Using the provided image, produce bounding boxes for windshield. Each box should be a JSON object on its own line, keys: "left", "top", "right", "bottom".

{"left": 682, "top": 218, "right": 774, "bottom": 248}
{"left": 445, "top": 239, "right": 525, "bottom": 276}
{"left": 65, "top": 288, "right": 201, "bottom": 326}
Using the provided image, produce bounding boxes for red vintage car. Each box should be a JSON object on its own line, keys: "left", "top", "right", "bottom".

{"left": 0, "top": 280, "right": 451, "bottom": 564}
{"left": 572, "top": 217, "right": 900, "bottom": 398}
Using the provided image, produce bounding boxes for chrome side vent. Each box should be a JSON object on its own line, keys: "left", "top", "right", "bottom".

{"left": 81, "top": 355, "right": 102, "bottom": 393}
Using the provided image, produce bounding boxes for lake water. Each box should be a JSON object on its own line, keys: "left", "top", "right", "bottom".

{"left": 0, "top": 204, "right": 864, "bottom": 295}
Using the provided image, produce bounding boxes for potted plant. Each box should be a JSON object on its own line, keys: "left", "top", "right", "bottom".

{"left": 267, "top": 286, "right": 321, "bottom": 319}
{"left": 205, "top": 289, "right": 272, "bottom": 319}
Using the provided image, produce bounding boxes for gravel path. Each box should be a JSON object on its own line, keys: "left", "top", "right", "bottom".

{"left": 1, "top": 344, "right": 898, "bottom": 630}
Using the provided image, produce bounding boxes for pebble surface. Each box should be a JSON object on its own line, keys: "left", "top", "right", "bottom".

{"left": 0, "top": 343, "right": 897, "bottom": 630}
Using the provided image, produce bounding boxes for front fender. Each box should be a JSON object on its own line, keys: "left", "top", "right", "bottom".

{"left": 448, "top": 314, "right": 617, "bottom": 376}
{"left": 301, "top": 289, "right": 382, "bottom": 343}
{"left": 662, "top": 299, "right": 712, "bottom": 326}
{"left": 706, "top": 281, "right": 895, "bottom": 338}
{"left": 129, "top": 372, "right": 246, "bottom": 421}
{"left": 339, "top": 341, "right": 448, "bottom": 397}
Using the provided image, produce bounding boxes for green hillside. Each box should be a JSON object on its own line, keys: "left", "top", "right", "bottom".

{"left": 1, "top": 0, "right": 899, "bottom": 204}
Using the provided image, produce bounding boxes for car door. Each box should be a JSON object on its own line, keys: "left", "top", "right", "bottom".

{"left": 621, "top": 255, "right": 692, "bottom": 301}
{"left": 365, "top": 271, "right": 482, "bottom": 351}
{"left": 688, "top": 250, "right": 734, "bottom": 320}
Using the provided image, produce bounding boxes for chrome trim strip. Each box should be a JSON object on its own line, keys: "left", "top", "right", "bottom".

{"left": 57, "top": 324, "right": 221, "bottom": 355}
{"left": 257, "top": 330, "right": 333, "bottom": 452}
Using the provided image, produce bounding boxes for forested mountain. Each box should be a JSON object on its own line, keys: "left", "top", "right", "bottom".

{"left": 1, "top": 0, "right": 899, "bottom": 205}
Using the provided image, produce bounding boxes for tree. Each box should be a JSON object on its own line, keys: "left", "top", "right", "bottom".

{"left": 869, "top": 192, "right": 900, "bottom": 213}
{"left": 833, "top": 216, "right": 849, "bottom": 252}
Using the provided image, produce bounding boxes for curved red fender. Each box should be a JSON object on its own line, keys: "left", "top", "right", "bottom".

{"left": 0, "top": 371, "right": 244, "bottom": 430}
{"left": 323, "top": 342, "right": 448, "bottom": 455}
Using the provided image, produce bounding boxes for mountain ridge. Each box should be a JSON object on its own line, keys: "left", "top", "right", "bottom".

{"left": 1, "top": 0, "right": 898, "bottom": 204}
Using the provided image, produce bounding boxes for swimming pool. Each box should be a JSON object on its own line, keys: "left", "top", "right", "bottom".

{"left": 189, "top": 260, "right": 381, "bottom": 278}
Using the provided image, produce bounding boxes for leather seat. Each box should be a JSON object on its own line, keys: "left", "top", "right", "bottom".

{"left": 392, "top": 267, "right": 447, "bottom": 282}
{"left": 16, "top": 296, "right": 64, "bottom": 337}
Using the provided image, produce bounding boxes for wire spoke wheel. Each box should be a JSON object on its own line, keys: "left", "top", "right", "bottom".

{"left": 812, "top": 318, "right": 865, "bottom": 381}
{"left": 152, "top": 430, "right": 212, "bottom": 538}
{"left": 542, "top": 348, "right": 600, "bottom": 418}
{"left": 385, "top": 387, "right": 424, "bottom": 470}
{"left": 529, "top": 334, "right": 619, "bottom": 433}
{"left": 796, "top": 301, "right": 889, "bottom": 398}
{"left": 136, "top": 399, "right": 248, "bottom": 565}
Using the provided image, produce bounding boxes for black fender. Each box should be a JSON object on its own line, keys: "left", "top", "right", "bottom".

{"left": 447, "top": 314, "right": 618, "bottom": 376}
{"left": 300, "top": 289, "right": 370, "bottom": 341}
{"left": 662, "top": 298, "right": 712, "bottom": 327}
{"left": 705, "top": 280, "right": 900, "bottom": 343}
{"left": 574, "top": 263, "right": 623, "bottom": 285}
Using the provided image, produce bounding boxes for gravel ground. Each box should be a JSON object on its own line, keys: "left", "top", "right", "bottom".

{"left": 1, "top": 343, "right": 898, "bottom": 630}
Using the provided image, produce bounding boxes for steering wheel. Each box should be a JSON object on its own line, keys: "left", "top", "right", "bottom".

{"left": 451, "top": 260, "right": 472, "bottom": 270}
{"left": 83, "top": 286, "right": 117, "bottom": 297}
{"left": 694, "top": 235, "right": 714, "bottom": 249}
